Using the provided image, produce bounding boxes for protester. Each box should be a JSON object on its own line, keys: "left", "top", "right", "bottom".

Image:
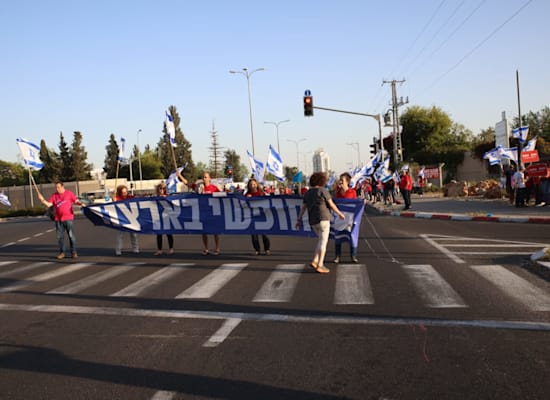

{"left": 154, "top": 182, "right": 175, "bottom": 255}
{"left": 513, "top": 166, "right": 527, "bottom": 207}
{"left": 38, "top": 182, "right": 83, "bottom": 259}
{"left": 245, "top": 178, "right": 271, "bottom": 255}
{"left": 333, "top": 172, "right": 358, "bottom": 264}
{"left": 198, "top": 171, "right": 221, "bottom": 255}
{"left": 114, "top": 184, "right": 140, "bottom": 256}
{"left": 399, "top": 168, "right": 413, "bottom": 210}
{"left": 296, "top": 172, "right": 345, "bottom": 274}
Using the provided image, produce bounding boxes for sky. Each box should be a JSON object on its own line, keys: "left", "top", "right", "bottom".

{"left": 1, "top": 0, "right": 548, "bottom": 176}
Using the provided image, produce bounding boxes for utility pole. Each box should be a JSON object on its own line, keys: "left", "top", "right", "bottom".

{"left": 383, "top": 79, "right": 408, "bottom": 169}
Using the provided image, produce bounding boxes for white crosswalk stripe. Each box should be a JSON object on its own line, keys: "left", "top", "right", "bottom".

{"left": 175, "top": 263, "right": 248, "bottom": 299}
{"left": 0, "top": 262, "right": 53, "bottom": 278}
{"left": 334, "top": 264, "right": 374, "bottom": 305}
{"left": 402, "top": 264, "right": 467, "bottom": 308}
{"left": 0, "top": 263, "right": 93, "bottom": 293}
{"left": 253, "top": 264, "right": 304, "bottom": 302}
{"left": 470, "top": 264, "right": 550, "bottom": 311}
{"left": 111, "top": 263, "right": 192, "bottom": 297}
{"left": 0, "top": 261, "right": 17, "bottom": 269}
{"left": 48, "top": 263, "right": 144, "bottom": 294}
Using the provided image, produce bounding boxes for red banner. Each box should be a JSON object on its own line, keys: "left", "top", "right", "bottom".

{"left": 423, "top": 167, "right": 439, "bottom": 179}
{"left": 525, "top": 163, "right": 549, "bottom": 178}
{"left": 521, "top": 150, "right": 539, "bottom": 163}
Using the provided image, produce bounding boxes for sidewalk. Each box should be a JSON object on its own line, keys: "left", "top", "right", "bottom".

{"left": 367, "top": 194, "right": 550, "bottom": 225}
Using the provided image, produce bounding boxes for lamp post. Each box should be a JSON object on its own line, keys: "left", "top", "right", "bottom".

{"left": 137, "top": 129, "right": 143, "bottom": 189}
{"left": 287, "top": 138, "right": 307, "bottom": 171}
{"left": 264, "top": 120, "right": 290, "bottom": 154}
{"left": 229, "top": 67, "right": 265, "bottom": 155}
{"left": 346, "top": 142, "right": 361, "bottom": 167}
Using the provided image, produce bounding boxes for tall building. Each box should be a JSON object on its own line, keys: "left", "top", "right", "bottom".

{"left": 312, "top": 148, "right": 331, "bottom": 173}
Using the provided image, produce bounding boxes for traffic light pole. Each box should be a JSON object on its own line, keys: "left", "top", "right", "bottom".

{"left": 312, "top": 105, "right": 384, "bottom": 154}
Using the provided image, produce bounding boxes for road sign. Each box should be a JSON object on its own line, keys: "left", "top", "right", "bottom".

{"left": 304, "top": 90, "right": 311, "bottom": 96}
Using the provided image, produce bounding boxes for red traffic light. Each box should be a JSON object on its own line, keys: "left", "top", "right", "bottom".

{"left": 304, "top": 96, "right": 314, "bottom": 117}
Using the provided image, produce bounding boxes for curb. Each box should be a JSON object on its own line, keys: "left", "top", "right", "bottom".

{"left": 369, "top": 206, "right": 550, "bottom": 225}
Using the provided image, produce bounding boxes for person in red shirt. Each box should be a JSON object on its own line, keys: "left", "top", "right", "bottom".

{"left": 198, "top": 171, "right": 221, "bottom": 255}
{"left": 38, "top": 181, "right": 83, "bottom": 259}
{"left": 399, "top": 168, "right": 413, "bottom": 210}
{"left": 114, "top": 184, "right": 140, "bottom": 256}
{"left": 333, "top": 172, "right": 358, "bottom": 264}
{"left": 245, "top": 178, "right": 271, "bottom": 255}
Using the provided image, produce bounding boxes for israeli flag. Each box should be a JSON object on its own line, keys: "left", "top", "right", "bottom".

{"left": 118, "top": 137, "right": 126, "bottom": 161}
{"left": 499, "top": 146, "right": 518, "bottom": 163}
{"left": 165, "top": 110, "right": 177, "bottom": 147}
{"left": 523, "top": 136, "right": 537, "bottom": 152}
{"left": 266, "top": 145, "right": 285, "bottom": 182}
{"left": 247, "top": 150, "right": 265, "bottom": 183}
{"left": 0, "top": 192, "right": 11, "bottom": 207}
{"left": 512, "top": 126, "right": 528, "bottom": 142}
{"left": 417, "top": 167, "right": 425, "bottom": 178}
{"left": 166, "top": 163, "right": 187, "bottom": 194}
{"left": 16, "top": 137, "right": 44, "bottom": 170}
{"left": 483, "top": 147, "right": 502, "bottom": 165}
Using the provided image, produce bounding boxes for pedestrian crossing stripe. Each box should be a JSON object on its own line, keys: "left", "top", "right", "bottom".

{"left": 0, "top": 261, "right": 549, "bottom": 311}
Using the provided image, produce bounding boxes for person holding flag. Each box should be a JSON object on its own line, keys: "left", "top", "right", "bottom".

{"left": 333, "top": 172, "right": 358, "bottom": 264}
{"left": 38, "top": 182, "right": 84, "bottom": 259}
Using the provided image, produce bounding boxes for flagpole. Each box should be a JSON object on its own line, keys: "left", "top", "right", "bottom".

{"left": 516, "top": 69, "right": 523, "bottom": 169}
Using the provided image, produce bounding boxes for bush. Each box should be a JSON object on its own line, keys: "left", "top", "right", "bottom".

{"left": 0, "top": 207, "right": 48, "bottom": 219}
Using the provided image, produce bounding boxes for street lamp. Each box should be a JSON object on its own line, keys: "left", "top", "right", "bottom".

{"left": 287, "top": 138, "right": 307, "bottom": 171}
{"left": 137, "top": 129, "right": 143, "bottom": 189}
{"left": 229, "top": 67, "right": 265, "bottom": 155}
{"left": 347, "top": 142, "right": 361, "bottom": 167}
{"left": 264, "top": 119, "right": 290, "bottom": 154}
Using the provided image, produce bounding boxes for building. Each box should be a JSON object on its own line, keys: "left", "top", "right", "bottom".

{"left": 312, "top": 148, "right": 331, "bottom": 173}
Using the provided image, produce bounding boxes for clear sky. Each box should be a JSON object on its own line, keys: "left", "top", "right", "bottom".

{"left": 1, "top": 0, "right": 548, "bottom": 176}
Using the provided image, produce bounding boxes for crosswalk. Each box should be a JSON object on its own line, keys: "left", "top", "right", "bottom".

{"left": 0, "top": 260, "right": 549, "bottom": 311}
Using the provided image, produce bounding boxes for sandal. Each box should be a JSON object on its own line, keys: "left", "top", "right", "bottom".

{"left": 154, "top": 250, "right": 163, "bottom": 256}
{"left": 212, "top": 249, "right": 220, "bottom": 256}
{"left": 168, "top": 249, "right": 175, "bottom": 255}
{"left": 202, "top": 249, "right": 209, "bottom": 255}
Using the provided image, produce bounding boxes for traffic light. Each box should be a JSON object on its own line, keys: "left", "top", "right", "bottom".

{"left": 383, "top": 111, "right": 392, "bottom": 126}
{"left": 225, "top": 165, "right": 233, "bottom": 177}
{"left": 369, "top": 142, "right": 378, "bottom": 155}
{"left": 304, "top": 95, "right": 314, "bottom": 117}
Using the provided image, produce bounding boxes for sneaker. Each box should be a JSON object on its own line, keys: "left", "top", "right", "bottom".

{"left": 333, "top": 256, "right": 340, "bottom": 264}
{"left": 351, "top": 256, "right": 358, "bottom": 263}
{"left": 56, "top": 253, "right": 65, "bottom": 260}
{"left": 72, "top": 252, "right": 78, "bottom": 259}
{"left": 115, "top": 251, "right": 122, "bottom": 256}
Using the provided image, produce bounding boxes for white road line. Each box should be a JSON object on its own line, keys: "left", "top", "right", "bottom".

{"left": 402, "top": 264, "right": 467, "bottom": 308}
{"left": 17, "top": 237, "right": 31, "bottom": 242}
{"left": 0, "top": 262, "right": 52, "bottom": 278}
{"left": 150, "top": 391, "right": 175, "bottom": 400}
{"left": 426, "top": 235, "right": 546, "bottom": 246}
{"left": 33, "top": 232, "right": 44, "bottom": 237}
{"left": 175, "top": 263, "right": 247, "bottom": 299}
{"left": 470, "top": 265, "right": 550, "bottom": 311}
{"left": 203, "top": 317, "right": 242, "bottom": 347}
{"left": 444, "top": 244, "right": 544, "bottom": 248}
{"left": 456, "top": 252, "right": 533, "bottom": 255}
{"left": 0, "top": 263, "right": 93, "bottom": 293}
{"left": 1, "top": 242, "right": 16, "bottom": 248}
{"left": 111, "top": 263, "right": 192, "bottom": 297}
{"left": 48, "top": 263, "right": 142, "bottom": 294}
{"left": 0, "top": 303, "right": 548, "bottom": 332}
{"left": 253, "top": 264, "right": 303, "bottom": 303}
{"left": 420, "top": 234, "right": 465, "bottom": 264}
{"left": 334, "top": 264, "right": 374, "bottom": 305}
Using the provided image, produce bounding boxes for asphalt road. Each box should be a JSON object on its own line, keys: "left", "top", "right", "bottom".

{"left": 0, "top": 211, "right": 549, "bottom": 399}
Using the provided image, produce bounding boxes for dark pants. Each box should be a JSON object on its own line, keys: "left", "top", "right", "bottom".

{"left": 335, "top": 242, "right": 357, "bottom": 258}
{"left": 401, "top": 189, "right": 412, "bottom": 209}
{"left": 515, "top": 188, "right": 527, "bottom": 207}
{"left": 251, "top": 235, "right": 270, "bottom": 252}
{"left": 156, "top": 234, "right": 174, "bottom": 250}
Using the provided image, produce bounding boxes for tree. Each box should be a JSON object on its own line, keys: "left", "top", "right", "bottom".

{"left": 0, "top": 160, "right": 26, "bottom": 186}
{"left": 223, "top": 149, "right": 246, "bottom": 181}
{"left": 515, "top": 106, "right": 550, "bottom": 157}
{"left": 157, "top": 105, "right": 195, "bottom": 181}
{"left": 38, "top": 139, "right": 61, "bottom": 183}
{"left": 58, "top": 132, "right": 73, "bottom": 182}
{"left": 70, "top": 131, "right": 92, "bottom": 181}
{"left": 103, "top": 134, "right": 119, "bottom": 178}
{"left": 208, "top": 122, "right": 224, "bottom": 178}
{"left": 472, "top": 127, "right": 496, "bottom": 161}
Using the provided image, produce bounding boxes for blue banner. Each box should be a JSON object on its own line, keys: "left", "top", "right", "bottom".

{"left": 82, "top": 193, "right": 365, "bottom": 247}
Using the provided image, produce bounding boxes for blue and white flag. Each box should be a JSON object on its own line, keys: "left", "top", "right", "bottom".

{"left": 165, "top": 110, "right": 177, "bottom": 147}
{"left": 512, "top": 126, "right": 528, "bottom": 142}
{"left": 266, "top": 145, "right": 285, "bottom": 182}
{"left": 374, "top": 157, "right": 392, "bottom": 183}
{"left": 523, "top": 136, "right": 537, "bottom": 152}
{"left": 417, "top": 167, "right": 425, "bottom": 178}
{"left": 16, "top": 137, "right": 44, "bottom": 170}
{"left": 371, "top": 150, "right": 383, "bottom": 168}
{"left": 483, "top": 147, "right": 502, "bottom": 166}
{"left": 499, "top": 146, "right": 518, "bottom": 163}
{"left": 0, "top": 192, "right": 11, "bottom": 207}
{"left": 118, "top": 137, "right": 126, "bottom": 161}
{"left": 327, "top": 172, "right": 337, "bottom": 188}
{"left": 166, "top": 163, "right": 187, "bottom": 194}
{"left": 247, "top": 150, "right": 265, "bottom": 183}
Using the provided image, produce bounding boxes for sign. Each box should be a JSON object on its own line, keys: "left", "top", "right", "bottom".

{"left": 424, "top": 167, "right": 439, "bottom": 179}
{"left": 521, "top": 150, "right": 539, "bottom": 163}
{"left": 525, "top": 163, "right": 549, "bottom": 178}
{"left": 304, "top": 90, "right": 311, "bottom": 96}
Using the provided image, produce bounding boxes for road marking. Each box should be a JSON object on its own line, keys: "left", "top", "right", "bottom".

{"left": 17, "top": 236, "right": 31, "bottom": 242}
{"left": 0, "top": 303, "right": 548, "bottom": 332}
{"left": 0, "top": 262, "right": 52, "bottom": 278}
{"left": 175, "top": 263, "right": 247, "bottom": 299}
{"left": 150, "top": 390, "right": 175, "bottom": 400}
{"left": 334, "top": 264, "right": 374, "bottom": 305}
{"left": 1, "top": 242, "right": 16, "bottom": 248}
{"left": 203, "top": 317, "right": 242, "bottom": 347}
{"left": 0, "top": 261, "right": 17, "bottom": 269}
{"left": 0, "top": 263, "right": 93, "bottom": 293}
{"left": 470, "top": 264, "right": 550, "bottom": 311}
{"left": 253, "top": 264, "right": 303, "bottom": 302}
{"left": 402, "top": 264, "right": 467, "bottom": 308}
{"left": 420, "top": 234, "right": 465, "bottom": 264}
{"left": 111, "top": 263, "right": 192, "bottom": 297}
{"left": 48, "top": 263, "right": 143, "bottom": 294}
